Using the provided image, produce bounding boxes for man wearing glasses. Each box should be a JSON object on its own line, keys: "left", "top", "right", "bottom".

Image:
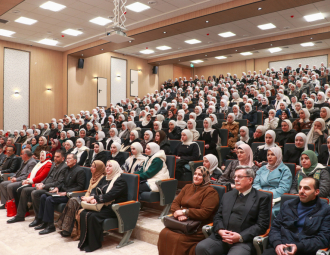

{"left": 196, "top": 166, "right": 271, "bottom": 255}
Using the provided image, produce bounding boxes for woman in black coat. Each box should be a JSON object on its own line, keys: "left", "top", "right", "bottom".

{"left": 167, "top": 120, "right": 182, "bottom": 140}
{"left": 258, "top": 98, "right": 274, "bottom": 119}
{"left": 78, "top": 160, "right": 128, "bottom": 252}
{"left": 242, "top": 103, "right": 258, "bottom": 137}
{"left": 155, "top": 130, "right": 172, "bottom": 155}
{"left": 108, "top": 141, "right": 126, "bottom": 167}
{"left": 275, "top": 119, "right": 296, "bottom": 147}
{"left": 318, "top": 136, "right": 330, "bottom": 165}
{"left": 48, "top": 123, "right": 58, "bottom": 140}
{"left": 120, "top": 130, "right": 140, "bottom": 153}
{"left": 84, "top": 142, "right": 108, "bottom": 167}
{"left": 141, "top": 113, "right": 154, "bottom": 129}
{"left": 283, "top": 132, "right": 307, "bottom": 167}
{"left": 200, "top": 118, "right": 219, "bottom": 158}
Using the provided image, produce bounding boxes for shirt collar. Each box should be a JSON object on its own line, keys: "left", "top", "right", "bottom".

{"left": 239, "top": 187, "right": 252, "bottom": 196}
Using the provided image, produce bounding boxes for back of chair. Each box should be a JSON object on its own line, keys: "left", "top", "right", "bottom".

{"left": 89, "top": 137, "right": 96, "bottom": 145}
{"left": 284, "top": 163, "right": 296, "bottom": 177}
{"left": 284, "top": 143, "right": 315, "bottom": 155}
{"left": 169, "top": 140, "right": 181, "bottom": 155}
{"left": 196, "top": 140, "right": 205, "bottom": 159}
{"left": 225, "top": 159, "right": 235, "bottom": 168}
{"left": 219, "top": 129, "right": 228, "bottom": 146}
{"left": 280, "top": 193, "right": 298, "bottom": 207}
{"left": 141, "top": 128, "right": 150, "bottom": 136}
{"left": 81, "top": 167, "right": 92, "bottom": 190}
{"left": 121, "top": 173, "right": 139, "bottom": 201}
{"left": 103, "top": 128, "right": 109, "bottom": 135}
{"left": 301, "top": 129, "right": 309, "bottom": 135}
{"left": 235, "top": 119, "right": 247, "bottom": 128}
{"left": 259, "top": 190, "right": 273, "bottom": 229}
{"left": 166, "top": 155, "right": 176, "bottom": 178}
{"left": 257, "top": 112, "right": 263, "bottom": 125}
{"left": 320, "top": 144, "right": 328, "bottom": 156}
{"left": 15, "top": 156, "right": 23, "bottom": 170}
{"left": 122, "top": 151, "right": 130, "bottom": 161}
{"left": 64, "top": 128, "right": 72, "bottom": 132}
{"left": 215, "top": 113, "right": 225, "bottom": 120}
{"left": 196, "top": 120, "right": 204, "bottom": 128}
{"left": 135, "top": 121, "right": 142, "bottom": 127}
{"left": 197, "top": 128, "right": 203, "bottom": 137}
{"left": 251, "top": 142, "right": 264, "bottom": 154}
{"left": 15, "top": 143, "right": 22, "bottom": 156}
{"left": 211, "top": 184, "right": 226, "bottom": 202}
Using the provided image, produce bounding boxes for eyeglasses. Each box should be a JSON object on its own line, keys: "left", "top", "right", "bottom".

{"left": 234, "top": 175, "right": 251, "bottom": 180}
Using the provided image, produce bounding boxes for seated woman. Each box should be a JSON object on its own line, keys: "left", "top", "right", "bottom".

{"left": 258, "top": 97, "right": 273, "bottom": 119}
{"left": 50, "top": 139, "right": 62, "bottom": 160}
{"left": 292, "top": 108, "right": 312, "bottom": 133}
{"left": 43, "top": 123, "right": 51, "bottom": 137}
{"left": 253, "top": 147, "right": 292, "bottom": 216}
{"left": 194, "top": 106, "right": 205, "bottom": 121}
{"left": 290, "top": 150, "right": 330, "bottom": 198}
{"left": 242, "top": 103, "right": 257, "bottom": 137}
{"left": 115, "top": 114, "right": 125, "bottom": 129}
{"left": 140, "top": 130, "right": 153, "bottom": 153}
{"left": 108, "top": 142, "right": 126, "bottom": 166}
{"left": 264, "top": 109, "right": 279, "bottom": 130}
{"left": 93, "top": 123, "right": 102, "bottom": 137}
{"left": 31, "top": 138, "right": 38, "bottom": 153}
{"left": 275, "top": 119, "right": 296, "bottom": 147}
{"left": 203, "top": 154, "right": 222, "bottom": 180}
{"left": 84, "top": 142, "right": 108, "bottom": 167}
{"left": 232, "top": 105, "right": 242, "bottom": 119}
{"left": 306, "top": 118, "right": 328, "bottom": 154}
{"left": 173, "top": 130, "right": 200, "bottom": 180}
{"left": 248, "top": 125, "right": 266, "bottom": 146}
{"left": 201, "top": 118, "right": 219, "bottom": 158}
{"left": 277, "top": 109, "right": 290, "bottom": 128}
{"left": 153, "top": 121, "right": 162, "bottom": 136}
{"left": 220, "top": 113, "right": 239, "bottom": 148}
{"left": 254, "top": 130, "right": 278, "bottom": 167}
{"left": 219, "top": 99, "right": 232, "bottom": 115}
{"left": 291, "top": 102, "right": 302, "bottom": 118}
{"left": 122, "top": 142, "right": 147, "bottom": 173}
{"left": 78, "top": 160, "right": 128, "bottom": 252}
{"left": 59, "top": 131, "right": 67, "bottom": 145}
{"left": 165, "top": 110, "right": 176, "bottom": 121}
{"left": 72, "top": 138, "right": 89, "bottom": 166}
{"left": 135, "top": 142, "right": 170, "bottom": 194}
{"left": 56, "top": 160, "right": 106, "bottom": 238}
{"left": 16, "top": 130, "right": 27, "bottom": 144}
{"left": 176, "top": 112, "right": 187, "bottom": 129}
{"left": 320, "top": 106, "right": 330, "bottom": 133}
{"left": 78, "top": 129, "right": 91, "bottom": 149}
{"left": 218, "top": 144, "right": 258, "bottom": 188}
{"left": 95, "top": 131, "right": 106, "bottom": 149}
{"left": 64, "top": 140, "right": 74, "bottom": 157}
{"left": 85, "top": 123, "right": 95, "bottom": 137}
{"left": 318, "top": 136, "right": 330, "bottom": 165}
{"left": 158, "top": 166, "right": 219, "bottom": 255}
{"left": 141, "top": 113, "right": 153, "bottom": 129}
{"left": 66, "top": 130, "right": 76, "bottom": 144}
{"left": 167, "top": 120, "right": 182, "bottom": 140}
{"left": 118, "top": 122, "right": 129, "bottom": 140}
{"left": 315, "top": 91, "right": 327, "bottom": 109}
{"left": 155, "top": 130, "right": 172, "bottom": 155}
{"left": 33, "top": 136, "right": 50, "bottom": 160}
{"left": 239, "top": 126, "right": 251, "bottom": 144}
{"left": 275, "top": 102, "right": 291, "bottom": 118}
{"left": 187, "top": 119, "right": 200, "bottom": 141}
{"left": 305, "top": 98, "right": 319, "bottom": 120}
{"left": 283, "top": 133, "right": 307, "bottom": 169}
{"left": 120, "top": 130, "right": 140, "bottom": 152}
{"left": 105, "top": 128, "right": 121, "bottom": 151}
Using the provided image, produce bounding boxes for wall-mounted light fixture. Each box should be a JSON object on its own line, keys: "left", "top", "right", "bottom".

{"left": 117, "top": 74, "right": 121, "bottom": 78}
{"left": 14, "top": 91, "right": 19, "bottom": 95}
{"left": 138, "top": 69, "right": 142, "bottom": 72}
{"left": 47, "top": 88, "right": 51, "bottom": 91}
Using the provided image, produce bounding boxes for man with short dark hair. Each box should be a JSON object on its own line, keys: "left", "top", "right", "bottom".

{"left": 0, "top": 146, "right": 20, "bottom": 173}
{"left": 34, "top": 153, "right": 85, "bottom": 235}
{"left": 196, "top": 166, "right": 271, "bottom": 255}
{"left": 0, "top": 149, "right": 36, "bottom": 209}
{"left": 262, "top": 177, "right": 330, "bottom": 255}
{"left": 7, "top": 150, "right": 67, "bottom": 224}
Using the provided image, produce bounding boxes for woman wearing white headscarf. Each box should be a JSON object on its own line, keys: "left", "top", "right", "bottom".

{"left": 167, "top": 120, "right": 182, "bottom": 140}
{"left": 320, "top": 107, "right": 330, "bottom": 134}
{"left": 292, "top": 108, "right": 312, "bottom": 132}
{"left": 135, "top": 142, "right": 170, "bottom": 194}
{"left": 118, "top": 122, "right": 129, "bottom": 140}
{"left": 176, "top": 112, "right": 187, "bottom": 129}
{"left": 12, "top": 130, "right": 20, "bottom": 143}
{"left": 283, "top": 132, "right": 307, "bottom": 167}
{"left": 220, "top": 113, "right": 239, "bottom": 148}
{"left": 275, "top": 119, "right": 296, "bottom": 147}
{"left": 84, "top": 142, "right": 107, "bottom": 167}
{"left": 108, "top": 142, "right": 126, "bottom": 166}
{"left": 140, "top": 130, "right": 153, "bottom": 153}
{"left": 141, "top": 113, "right": 153, "bottom": 129}
{"left": 254, "top": 130, "right": 278, "bottom": 167}
{"left": 306, "top": 118, "right": 328, "bottom": 154}
{"left": 153, "top": 121, "right": 162, "bottom": 134}
{"left": 105, "top": 128, "right": 121, "bottom": 151}
{"left": 23, "top": 129, "right": 35, "bottom": 146}
{"left": 253, "top": 147, "right": 292, "bottom": 216}
{"left": 203, "top": 154, "right": 222, "bottom": 180}
{"left": 187, "top": 119, "right": 200, "bottom": 141}
{"left": 242, "top": 103, "right": 257, "bottom": 137}
{"left": 274, "top": 93, "right": 285, "bottom": 111}
{"left": 264, "top": 109, "right": 279, "bottom": 130}
{"left": 230, "top": 92, "right": 243, "bottom": 106}
{"left": 232, "top": 105, "right": 242, "bottom": 119}
{"left": 201, "top": 118, "right": 219, "bottom": 158}
{"left": 72, "top": 138, "right": 89, "bottom": 166}
{"left": 315, "top": 91, "right": 327, "bottom": 108}
{"left": 194, "top": 106, "right": 205, "bottom": 121}
{"left": 239, "top": 126, "right": 250, "bottom": 144}
{"left": 305, "top": 98, "right": 319, "bottom": 116}
{"left": 120, "top": 130, "right": 140, "bottom": 152}
{"left": 122, "top": 142, "right": 147, "bottom": 173}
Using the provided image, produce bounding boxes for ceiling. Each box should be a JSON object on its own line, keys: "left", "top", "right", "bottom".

{"left": 0, "top": 0, "right": 230, "bottom": 51}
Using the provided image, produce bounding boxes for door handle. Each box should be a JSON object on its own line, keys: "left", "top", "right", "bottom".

{"left": 99, "top": 90, "right": 102, "bottom": 93}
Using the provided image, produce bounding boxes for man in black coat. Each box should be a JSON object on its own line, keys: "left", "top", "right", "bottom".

{"left": 196, "top": 166, "right": 270, "bottom": 255}
{"left": 34, "top": 153, "right": 85, "bottom": 235}
{"left": 0, "top": 145, "right": 20, "bottom": 173}
{"left": 263, "top": 177, "right": 330, "bottom": 255}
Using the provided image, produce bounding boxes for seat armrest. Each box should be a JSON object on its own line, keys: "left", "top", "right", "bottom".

{"left": 202, "top": 224, "right": 213, "bottom": 238}
{"left": 156, "top": 179, "right": 178, "bottom": 206}
{"left": 2, "top": 173, "right": 15, "bottom": 181}
{"left": 317, "top": 248, "right": 330, "bottom": 255}
{"left": 112, "top": 201, "right": 141, "bottom": 233}
{"left": 67, "top": 190, "right": 87, "bottom": 198}
{"left": 253, "top": 236, "right": 269, "bottom": 255}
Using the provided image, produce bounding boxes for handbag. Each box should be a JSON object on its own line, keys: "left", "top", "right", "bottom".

{"left": 81, "top": 201, "right": 104, "bottom": 212}
{"left": 163, "top": 215, "right": 201, "bottom": 235}
{"left": 6, "top": 199, "right": 17, "bottom": 217}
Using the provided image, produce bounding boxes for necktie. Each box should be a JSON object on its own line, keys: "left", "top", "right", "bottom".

{"left": 239, "top": 193, "right": 244, "bottom": 198}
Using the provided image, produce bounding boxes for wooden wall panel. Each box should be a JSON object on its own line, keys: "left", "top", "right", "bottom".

{"left": 173, "top": 65, "right": 182, "bottom": 80}
{"left": 159, "top": 64, "right": 173, "bottom": 85}
{"left": 0, "top": 39, "right": 64, "bottom": 129}
{"left": 245, "top": 59, "right": 255, "bottom": 73}
{"left": 195, "top": 60, "right": 247, "bottom": 79}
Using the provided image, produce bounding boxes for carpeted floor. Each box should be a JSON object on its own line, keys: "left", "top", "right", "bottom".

{"left": 0, "top": 209, "right": 158, "bottom": 255}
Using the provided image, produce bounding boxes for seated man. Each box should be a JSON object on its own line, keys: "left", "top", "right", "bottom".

{"left": 7, "top": 150, "right": 66, "bottom": 224}
{"left": 196, "top": 166, "right": 270, "bottom": 255}
{"left": 34, "top": 153, "right": 85, "bottom": 235}
{"left": 0, "top": 149, "right": 37, "bottom": 209}
{"left": 0, "top": 145, "right": 20, "bottom": 173}
{"left": 262, "top": 177, "right": 330, "bottom": 255}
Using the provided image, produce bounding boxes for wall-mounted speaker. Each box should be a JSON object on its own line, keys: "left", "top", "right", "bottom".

{"left": 78, "top": 58, "right": 84, "bottom": 69}
{"left": 152, "top": 66, "right": 158, "bottom": 74}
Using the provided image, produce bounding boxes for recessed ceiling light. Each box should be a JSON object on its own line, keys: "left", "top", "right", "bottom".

{"left": 163, "top": 31, "right": 166, "bottom": 34}
{"left": 218, "top": 31, "right": 236, "bottom": 37}
{"left": 140, "top": 49, "right": 154, "bottom": 54}
{"left": 191, "top": 60, "right": 204, "bottom": 63}
{"left": 101, "top": 49, "right": 103, "bottom": 50}
{"left": 185, "top": 39, "right": 201, "bottom": 44}
{"left": 129, "top": 41, "right": 132, "bottom": 43}
{"left": 206, "top": 21, "right": 209, "bottom": 23}
{"left": 15, "top": 17, "right": 37, "bottom": 25}
{"left": 215, "top": 56, "right": 227, "bottom": 59}
{"left": 40, "top": 1, "right": 66, "bottom": 12}
{"left": 304, "top": 13, "right": 324, "bottom": 22}
{"left": 38, "top": 38, "right": 58, "bottom": 46}
{"left": 126, "top": 2, "right": 150, "bottom": 12}
{"left": 89, "top": 17, "right": 112, "bottom": 26}
{"left": 258, "top": 23, "right": 276, "bottom": 30}
{"left": 240, "top": 52, "right": 253, "bottom": 56}
{"left": 301, "top": 42, "right": 314, "bottom": 47}
{"left": 0, "top": 29, "right": 15, "bottom": 37}
{"left": 258, "top": 7, "right": 262, "bottom": 10}
{"left": 156, "top": 46, "right": 171, "bottom": 50}
{"left": 269, "top": 47, "right": 282, "bottom": 53}
{"left": 62, "top": 29, "right": 82, "bottom": 36}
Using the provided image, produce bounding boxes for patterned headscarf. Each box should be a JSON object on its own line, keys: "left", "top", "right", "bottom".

{"left": 195, "top": 166, "right": 210, "bottom": 186}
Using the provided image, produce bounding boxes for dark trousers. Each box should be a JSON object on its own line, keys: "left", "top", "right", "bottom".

{"left": 38, "top": 194, "right": 68, "bottom": 223}
{"left": 16, "top": 186, "right": 36, "bottom": 218}
{"left": 11, "top": 182, "right": 26, "bottom": 208}
{"left": 195, "top": 232, "right": 252, "bottom": 255}
{"left": 262, "top": 247, "right": 315, "bottom": 255}
{"left": 31, "top": 189, "right": 47, "bottom": 218}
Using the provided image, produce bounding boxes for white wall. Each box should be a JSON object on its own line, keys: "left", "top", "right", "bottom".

{"left": 111, "top": 57, "right": 127, "bottom": 104}
{"left": 269, "top": 55, "right": 327, "bottom": 70}
{"left": 4, "top": 48, "right": 30, "bottom": 131}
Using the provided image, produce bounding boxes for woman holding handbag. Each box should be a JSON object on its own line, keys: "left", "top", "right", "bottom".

{"left": 158, "top": 166, "right": 219, "bottom": 255}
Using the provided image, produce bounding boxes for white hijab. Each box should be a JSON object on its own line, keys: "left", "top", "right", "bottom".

{"left": 264, "top": 130, "right": 277, "bottom": 150}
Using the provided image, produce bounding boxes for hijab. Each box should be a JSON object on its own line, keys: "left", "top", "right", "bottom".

{"left": 147, "top": 142, "right": 160, "bottom": 156}
{"left": 264, "top": 130, "right": 276, "bottom": 150}
{"left": 210, "top": 114, "right": 218, "bottom": 125}
{"left": 282, "top": 119, "right": 293, "bottom": 132}
{"left": 105, "top": 160, "right": 124, "bottom": 193}
{"left": 266, "top": 147, "right": 283, "bottom": 171}
{"left": 300, "top": 108, "right": 310, "bottom": 122}
{"left": 181, "top": 129, "right": 194, "bottom": 146}
{"left": 131, "top": 142, "right": 147, "bottom": 161}
{"left": 144, "top": 130, "right": 153, "bottom": 143}
{"left": 203, "top": 118, "right": 214, "bottom": 132}
{"left": 118, "top": 122, "right": 128, "bottom": 138}
{"left": 306, "top": 118, "right": 326, "bottom": 144}
{"left": 66, "top": 140, "right": 74, "bottom": 150}
{"left": 204, "top": 154, "right": 218, "bottom": 175}
{"left": 195, "top": 166, "right": 210, "bottom": 186}
{"left": 154, "top": 121, "right": 162, "bottom": 131}
{"left": 142, "top": 113, "right": 151, "bottom": 126}
{"left": 317, "top": 92, "right": 326, "bottom": 104}
{"left": 245, "top": 103, "right": 252, "bottom": 113}
{"left": 176, "top": 112, "right": 187, "bottom": 129}
{"left": 111, "top": 142, "right": 121, "bottom": 157}
{"left": 87, "top": 160, "right": 105, "bottom": 195}
{"left": 130, "top": 130, "right": 139, "bottom": 142}
{"left": 321, "top": 107, "right": 330, "bottom": 121}
{"left": 97, "top": 131, "right": 105, "bottom": 141}
{"left": 239, "top": 126, "right": 250, "bottom": 143}
{"left": 237, "top": 144, "right": 254, "bottom": 167}
{"left": 189, "top": 112, "right": 197, "bottom": 120}
{"left": 301, "top": 150, "right": 318, "bottom": 175}
{"left": 295, "top": 132, "right": 308, "bottom": 151}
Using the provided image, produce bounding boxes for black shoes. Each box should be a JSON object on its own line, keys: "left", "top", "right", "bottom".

{"left": 29, "top": 218, "right": 42, "bottom": 227}
{"left": 60, "top": 230, "right": 71, "bottom": 237}
{"left": 7, "top": 216, "right": 24, "bottom": 224}
{"left": 0, "top": 204, "right": 5, "bottom": 209}
{"left": 34, "top": 222, "right": 48, "bottom": 230}
{"left": 39, "top": 224, "right": 56, "bottom": 235}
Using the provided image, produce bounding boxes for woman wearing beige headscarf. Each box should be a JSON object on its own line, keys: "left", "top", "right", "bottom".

{"left": 56, "top": 160, "right": 106, "bottom": 238}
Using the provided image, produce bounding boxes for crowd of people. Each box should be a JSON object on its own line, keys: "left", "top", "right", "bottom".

{"left": 0, "top": 62, "right": 330, "bottom": 254}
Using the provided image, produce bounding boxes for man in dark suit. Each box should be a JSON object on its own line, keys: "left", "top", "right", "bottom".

{"left": 0, "top": 149, "right": 37, "bottom": 208}
{"left": 7, "top": 150, "right": 67, "bottom": 224}
{"left": 0, "top": 145, "right": 20, "bottom": 173}
{"left": 34, "top": 153, "right": 85, "bottom": 235}
{"left": 296, "top": 63, "right": 304, "bottom": 74}
{"left": 196, "top": 166, "right": 271, "bottom": 255}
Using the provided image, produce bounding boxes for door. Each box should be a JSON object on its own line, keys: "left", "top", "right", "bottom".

{"left": 97, "top": 77, "right": 107, "bottom": 107}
